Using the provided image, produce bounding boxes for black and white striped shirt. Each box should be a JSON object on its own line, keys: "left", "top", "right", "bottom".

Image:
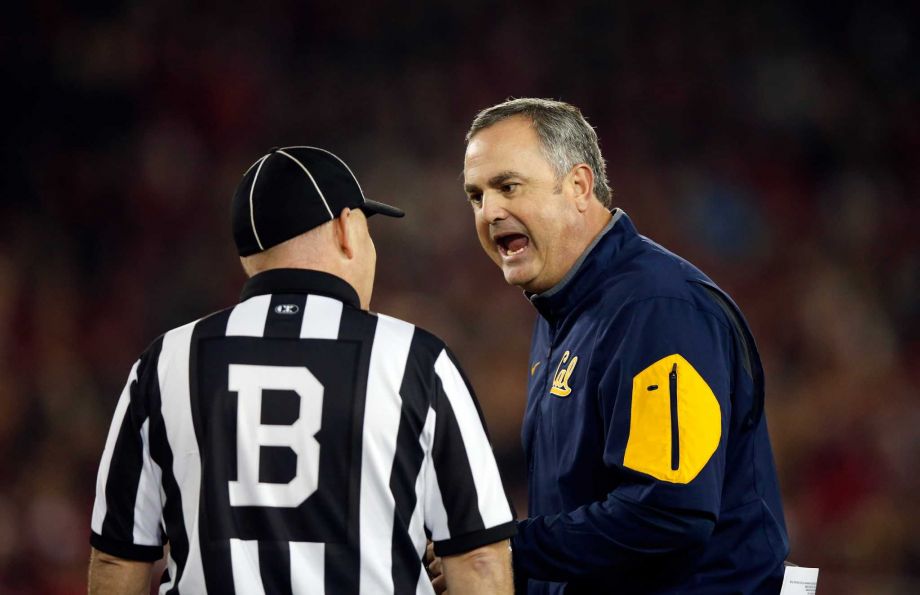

{"left": 91, "top": 268, "right": 516, "bottom": 594}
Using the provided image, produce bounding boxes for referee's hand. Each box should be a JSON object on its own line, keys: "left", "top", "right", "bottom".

{"left": 425, "top": 541, "right": 447, "bottom": 594}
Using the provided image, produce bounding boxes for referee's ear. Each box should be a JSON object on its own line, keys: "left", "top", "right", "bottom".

{"left": 333, "top": 207, "right": 358, "bottom": 260}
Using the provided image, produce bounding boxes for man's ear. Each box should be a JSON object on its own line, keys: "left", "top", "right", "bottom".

{"left": 568, "top": 164, "right": 595, "bottom": 212}
{"left": 333, "top": 207, "right": 356, "bottom": 259}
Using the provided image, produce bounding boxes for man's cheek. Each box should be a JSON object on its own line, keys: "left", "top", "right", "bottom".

{"left": 477, "top": 233, "right": 496, "bottom": 257}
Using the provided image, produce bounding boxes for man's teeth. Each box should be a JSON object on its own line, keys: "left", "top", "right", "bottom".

{"left": 506, "top": 244, "right": 526, "bottom": 256}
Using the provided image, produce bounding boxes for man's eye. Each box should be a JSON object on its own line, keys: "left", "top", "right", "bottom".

{"left": 501, "top": 183, "right": 517, "bottom": 193}
{"left": 468, "top": 193, "right": 483, "bottom": 205}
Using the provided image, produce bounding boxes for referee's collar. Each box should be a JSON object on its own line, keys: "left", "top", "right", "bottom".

{"left": 240, "top": 268, "right": 361, "bottom": 309}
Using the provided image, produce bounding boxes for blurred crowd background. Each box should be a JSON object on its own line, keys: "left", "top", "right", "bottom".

{"left": 2, "top": 1, "right": 918, "bottom": 593}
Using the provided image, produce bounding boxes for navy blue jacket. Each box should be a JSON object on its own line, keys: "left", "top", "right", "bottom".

{"left": 512, "top": 211, "right": 788, "bottom": 594}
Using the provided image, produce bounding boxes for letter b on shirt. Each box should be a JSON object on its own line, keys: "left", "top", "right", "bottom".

{"left": 227, "top": 364, "right": 323, "bottom": 508}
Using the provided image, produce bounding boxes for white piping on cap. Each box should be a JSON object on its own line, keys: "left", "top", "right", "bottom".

{"left": 248, "top": 154, "right": 270, "bottom": 251}
{"left": 275, "top": 149, "right": 335, "bottom": 220}
{"left": 279, "top": 145, "right": 368, "bottom": 202}
{"left": 242, "top": 154, "right": 268, "bottom": 176}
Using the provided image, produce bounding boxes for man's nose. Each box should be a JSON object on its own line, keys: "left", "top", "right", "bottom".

{"left": 481, "top": 192, "right": 508, "bottom": 223}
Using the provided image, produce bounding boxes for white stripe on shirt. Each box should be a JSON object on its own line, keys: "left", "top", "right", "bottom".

{"left": 290, "top": 541, "right": 325, "bottom": 593}
{"left": 230, "top": 539, "right": 265, "bottom": 594}
{"left": 91, "top": 359, "right": 140, "bottom": 535}
{"left": 133, "top": 417, "right": 164, "bottom": 545}
{"left": 412, "top": 408, "right": 437, "bottom": 595}
{"left": 227, "top": 294, "right": 271, "bottom": 336}
{"left": 407, "top": 407, "right": 434, "bottom": 558}
{"left": 422, "top": 414, "right": 451, "bottom": 542}
{"left": 359, "top": 314, "right": 414, "bottom": 594}
{"left": 300, "top": 294, "right": 343, "bottom": 339}
{"left": 434, "top": 350, "right": 513, "bottom": 528}
{"left": 159, "top": 319, "right": 207, "bottom": 594}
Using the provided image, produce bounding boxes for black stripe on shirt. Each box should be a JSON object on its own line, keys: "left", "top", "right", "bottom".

{"left": 429, "top": 349, "right": 518, "bottom": 556}
{"left": 430, "top": 372, "right": 486, "bottom": 539}
{"left": 143, "top": 336, "right": 193, "bottom": 593}
{"left": 191, "top": 309, "right": 237, "bottom": 594}
{"left": 444, "top": 348, "right": 493, "bottom": 441}
{"left": 323, "top": 306, "right": 378, "bottom": 595}
{"left": 265, "top": 294, "right": 308, "bottom": 339}
{"left": 89, "top": 532, "right": 164, "bottom": 562}
{"left": 434, "top": 521, "right": 518, "bottom": 557}
{"left": 389, "top": 328, "right": 440, "bottom": 592}
{"left": 264, "top": 290, "right": 304, "bottom": 592}
{"left": 259, "top": 541, "right": 293, "bottom": 595}
{"left": 255, "top": 298, "right": 301, "bottom": 593}
{"left": 444, "top": 347, "right": 517, "bottom": 520}
{"left": 99, "top": 352, "right": 152, "bottom": 548}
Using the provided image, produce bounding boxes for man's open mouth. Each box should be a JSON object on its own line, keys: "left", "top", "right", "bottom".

{"left": 494, "top": 232, "right": 530, "bottom": 257}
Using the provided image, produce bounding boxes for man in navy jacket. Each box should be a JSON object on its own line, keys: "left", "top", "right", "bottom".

{"left": 460, "top": 99, "right": 789, "bottom": 594}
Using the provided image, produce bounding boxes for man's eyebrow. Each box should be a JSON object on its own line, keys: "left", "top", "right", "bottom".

{"left": 487, "top": 171, "right": 524, "bottom": 187}
{"left": 463, "top": 170, "right": 528, "bottom": 194}
{"left": 464, "top": 171, "right": 527, "bottom": 194}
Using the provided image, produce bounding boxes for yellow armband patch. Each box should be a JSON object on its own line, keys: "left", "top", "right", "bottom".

{"left": 623, "top": 354, "right": 721, "bottom": 484}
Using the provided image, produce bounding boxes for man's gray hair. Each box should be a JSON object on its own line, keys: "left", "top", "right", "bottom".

{"left": 466, "top": 98, "right": 612, "bottom": 207}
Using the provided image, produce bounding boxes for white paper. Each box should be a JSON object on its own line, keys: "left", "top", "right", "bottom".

{"left": 779, "top": 565, "right": 819, "bottom": 595}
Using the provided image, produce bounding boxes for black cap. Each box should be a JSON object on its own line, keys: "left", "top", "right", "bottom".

{"left": 232, "top": 146, "right": 404, "bottom": 256}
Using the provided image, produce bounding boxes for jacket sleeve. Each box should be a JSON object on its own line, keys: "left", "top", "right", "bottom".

{"left": 513, "top": 296, "right": 734, "bottom": 582}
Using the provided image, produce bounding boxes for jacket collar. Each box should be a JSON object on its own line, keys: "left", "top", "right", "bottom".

{"left": 528, "top": 209, "right": 636, "bottom": 321}
{"left": 240, "top": 268, "right": 361, "bottom": 309}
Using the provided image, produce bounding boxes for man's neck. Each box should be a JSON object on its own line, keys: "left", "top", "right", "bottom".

{"left": 528, "top": 208, "right": 617, "bottom": 299}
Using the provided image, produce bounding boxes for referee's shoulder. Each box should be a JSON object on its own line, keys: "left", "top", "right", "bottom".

{"left": 371, "top": 311, "right": 450, "bottom": 358}
{"left": 138, "top": 305, "right": 235, "bottom": 363}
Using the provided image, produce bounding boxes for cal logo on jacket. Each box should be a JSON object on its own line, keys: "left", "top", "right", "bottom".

{"left": 549, "top": 350, "right": 578, "bottom": 397}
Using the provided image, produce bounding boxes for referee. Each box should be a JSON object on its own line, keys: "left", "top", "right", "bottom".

{"left": 88, "top": 146, "right": 516, "bottom": 594}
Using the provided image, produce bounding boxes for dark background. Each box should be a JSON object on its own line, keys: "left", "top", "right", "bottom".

{"left": 1, "top": 1, "right": 918, "bottom": 593}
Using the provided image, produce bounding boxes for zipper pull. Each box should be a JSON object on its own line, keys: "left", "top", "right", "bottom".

{"left": 669, "top": 361, "right": 679, "bottom": 471}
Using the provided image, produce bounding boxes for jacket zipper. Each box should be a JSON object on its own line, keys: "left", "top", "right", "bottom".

{"left": 669, "top": 362, "right": 679, "bottom": 471}
{"left": 526, "top": 335, "right": 555, "bottom": 476}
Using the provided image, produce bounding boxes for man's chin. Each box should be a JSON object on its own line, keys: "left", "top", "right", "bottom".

{"left": 502, "top": 267, "right": 537, "bottom": 291}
